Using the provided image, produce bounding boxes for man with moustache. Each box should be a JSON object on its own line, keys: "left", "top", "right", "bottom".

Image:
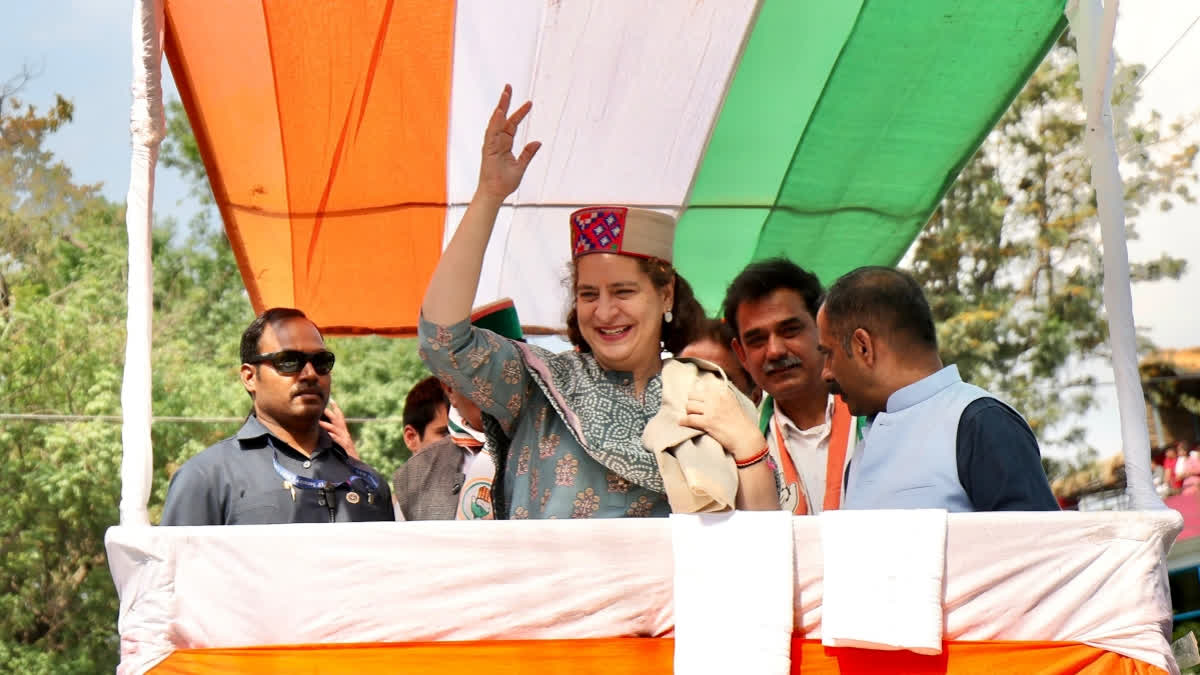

{"left": 161, "top": 308, "right": 394, "bottom": 525}
{"left": 722, "top": 259, "right": 857, "bottom": 515}
{"left": 816, "top": 267, "right": 1057, "bottom": 512}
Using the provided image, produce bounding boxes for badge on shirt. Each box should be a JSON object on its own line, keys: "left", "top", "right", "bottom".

{"left": 458, "top": 480, "right": 494, "bottom": 520}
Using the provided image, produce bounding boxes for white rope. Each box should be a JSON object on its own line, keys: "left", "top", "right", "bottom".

{"left": 1131, "top": 12, "right": 1200, "bottom": 91}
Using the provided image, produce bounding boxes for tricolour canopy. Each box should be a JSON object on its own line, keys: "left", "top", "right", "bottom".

{"left": 113, "top": 3, "right": 1178, "bottom": 673}
{"left": 163, "top": 0, "right": 1066, "bottom": 334}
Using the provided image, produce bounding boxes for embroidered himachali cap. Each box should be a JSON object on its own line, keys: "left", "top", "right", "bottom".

{"left": 570, "top": 206, "right": 677, "bottom": 263}
{"left": 470, "top": 298, "right": 524, "bottom": 342}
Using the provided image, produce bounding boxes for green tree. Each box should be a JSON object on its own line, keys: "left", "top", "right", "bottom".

{"left": 323, "top": 334, "right": 425, "bottom": 469}
{"left": 160, "top": 99, "right": 212, "bottom": 207}
{"left": 0, "top": 83, "right": 256, "bottom": 671}
{"left": 0, "top": 69, "right": 104, "bottom": 307}
{"left": 907, "top": 38, "right": 1198, "bottom": 450}
{"left": 0, "top": 75, "right": 128, "bottom": 671}
{"left": 0, "top": 75, "right": 461, "bottom": 675}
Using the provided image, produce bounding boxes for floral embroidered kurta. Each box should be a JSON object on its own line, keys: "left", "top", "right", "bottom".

{"left": 419, "top": 314, "right": 671, "bottom": 519}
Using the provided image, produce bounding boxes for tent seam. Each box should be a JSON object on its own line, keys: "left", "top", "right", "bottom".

{"left": 261, "top": 0, "right": 298, "bottom": 309}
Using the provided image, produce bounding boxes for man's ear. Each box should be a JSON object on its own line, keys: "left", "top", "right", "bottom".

{"left": 240, "top": 364, "right": 257, "bottom": 397}
{"left": 731, "top": 337, "right": 748, "bottom": 368}
{"left": 403, "top": 425, "right": 420, "bottom": 451}
{"left": 851, "top": 328, "right": 875, "bottom": 368}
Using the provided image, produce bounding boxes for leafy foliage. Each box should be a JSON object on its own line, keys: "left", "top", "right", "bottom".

{"left": 160, "top": 99, "right": 211, "bottom": 207}
{"left": 0, "top": 72, "right": 129, "bottom": 672}
{"left": 0, "top": 83, "right": 425, "bottom": 671}
{"left": 907, "top": 37, "right": 1198, "bottom": 450}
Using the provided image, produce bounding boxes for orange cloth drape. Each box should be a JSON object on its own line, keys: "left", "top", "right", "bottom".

{"left": 163, "top": 0, "right": 454, "bottom": 335}
{"left": 152, "top": 638, "right": 1166, "bottom": 674}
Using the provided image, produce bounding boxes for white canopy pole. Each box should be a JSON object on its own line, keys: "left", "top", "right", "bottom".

{"left": 120, "top": 0, "right": 166, "bottom": 526}
{"left": 1066, "top": 0, "right": 1162, "bottom": 510}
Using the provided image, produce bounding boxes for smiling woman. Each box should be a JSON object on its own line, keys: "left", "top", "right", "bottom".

{"left": 566, "top": 247, "right": 705, "bottom": 380}
{"left": 417, "top": 86, "right": 781, "bottom": 519}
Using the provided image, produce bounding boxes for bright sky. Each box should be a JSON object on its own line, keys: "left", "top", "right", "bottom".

{"left": 3, "top": 2, "right": 1198, "bottom": 459}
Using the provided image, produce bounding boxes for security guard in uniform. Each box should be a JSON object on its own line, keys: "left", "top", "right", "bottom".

{"left": 162, "top": 308, "right": 393, "bottom": 525}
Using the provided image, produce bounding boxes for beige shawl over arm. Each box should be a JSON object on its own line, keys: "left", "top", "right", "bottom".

{"left": 643, "top": 358, "right": 759, "bottom": 513}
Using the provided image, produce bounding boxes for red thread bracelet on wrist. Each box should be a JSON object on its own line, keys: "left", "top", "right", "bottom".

{"left": 735, "top": 444, "right": 770, "bottom": 469}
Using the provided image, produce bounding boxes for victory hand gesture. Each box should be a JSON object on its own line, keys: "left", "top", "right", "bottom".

{"left": 477, "top": 85, "right": 542, "bottom": 201}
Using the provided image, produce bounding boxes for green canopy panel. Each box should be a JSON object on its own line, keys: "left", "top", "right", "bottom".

{"left": 676, "top": 0, "right": 1068, "bottom": 314}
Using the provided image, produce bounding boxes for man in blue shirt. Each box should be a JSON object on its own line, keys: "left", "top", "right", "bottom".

{"left": 815, "top": 267, "right": 1057, "bottom": 512}
{"left": 161, "top": 308, "right": 393, "bottom": 525}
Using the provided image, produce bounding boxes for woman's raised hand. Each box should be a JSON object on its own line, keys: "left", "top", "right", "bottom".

{"left": 422, "top": 85, "right": 539, "bottom": 326}
{"left": 477, "top": 85, "right": 542, "bottom": 201}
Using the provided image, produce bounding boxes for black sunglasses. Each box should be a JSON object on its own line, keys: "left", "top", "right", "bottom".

{"left": 247, "top": 350, "right": 336, "bottom": 375}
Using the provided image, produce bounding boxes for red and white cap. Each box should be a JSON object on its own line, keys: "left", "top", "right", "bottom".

{"left": 569, "top": 206, "right": 676, "bottom": 263}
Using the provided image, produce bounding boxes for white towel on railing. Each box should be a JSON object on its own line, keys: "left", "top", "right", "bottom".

{"left": 671, "top": 511, "right": 795, "bottom": 675}
{"left": 820, "top": 509, "right": 947, "bottom": 655}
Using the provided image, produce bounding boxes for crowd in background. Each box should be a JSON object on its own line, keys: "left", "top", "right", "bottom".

{"left": 1156, "top": 440, "right": 1200, "bottom": 496}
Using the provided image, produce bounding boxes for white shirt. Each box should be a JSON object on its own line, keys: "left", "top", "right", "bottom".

{"left": 768, "top": 395, "right": 836, "bottom": 514}
{"left": 460, "top": 445, "right": 485, "bottom": 476}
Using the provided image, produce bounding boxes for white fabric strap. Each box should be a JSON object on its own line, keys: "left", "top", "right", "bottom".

{"left": 821, "top": 509, "right": 947, "bottom": 654}
{"left": 120, "top": 0, "right": 166, "bottom": 527}
{"left": 671, "top": 512, "right": 794, "bottom": 675}
{"left": 1065, "top": 0, "right": 1161, "bottom": 510}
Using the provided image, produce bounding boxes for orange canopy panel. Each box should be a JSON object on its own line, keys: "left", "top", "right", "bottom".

{"left": 164, "top": 0, "right": 453, "bottom": 334}
{"left": 151, "top": 639, "right": 1166, "bottom": 675}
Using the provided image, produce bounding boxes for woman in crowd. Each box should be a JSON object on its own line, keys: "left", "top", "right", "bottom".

{"left": 417, "top": 86, "right": 778, "bottom": 518}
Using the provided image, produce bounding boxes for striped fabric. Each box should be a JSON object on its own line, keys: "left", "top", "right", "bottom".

{"left": 163, "top": 0, "right": 1065, "bottom": 333}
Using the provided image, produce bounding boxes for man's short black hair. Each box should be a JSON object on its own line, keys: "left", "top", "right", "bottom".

{"left": 721, "top": 257, "right": 824, "bottom": 338}
{"left": 240, "top": 307, "right": 311, "bottom": 365}
{"left": 403, "top": 375, "right": 448, "bottom": 435}
{"left": 823, "top": 266, "right": 937, "bottom": 354}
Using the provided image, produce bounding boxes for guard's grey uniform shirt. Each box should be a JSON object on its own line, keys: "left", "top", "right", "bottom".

{"left": 161, "top": 416, "right": 394, "bottom": 525}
